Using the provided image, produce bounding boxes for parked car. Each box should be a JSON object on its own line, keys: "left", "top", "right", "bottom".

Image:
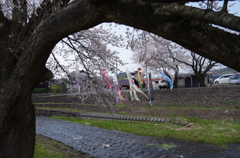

{"left": 229, "top": 74, "right": 240, "bottom": 85}
{"left": 214, "top": 74, "right": 235, "bottom": 84}
{"left": 159, "top": 80, "right": 170, "bottom": 89}
{"left": 118, "top": 79, "right": 130, "bottom": 89}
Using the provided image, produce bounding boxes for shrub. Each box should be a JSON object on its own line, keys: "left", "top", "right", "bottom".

{"left": 50, "top": 83, "right": 67, "bottom": 93}
{"left": 33, "top": 88, "right": 47, "bottom": 93}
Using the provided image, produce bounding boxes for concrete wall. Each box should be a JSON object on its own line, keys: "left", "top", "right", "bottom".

{"left": 149, "top": 86, "right": 240, "bottom": 107}
{"left": 33, "top": 86, "right": 240, "bottom": 107}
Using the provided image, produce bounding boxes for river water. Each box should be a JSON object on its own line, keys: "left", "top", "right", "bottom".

{"left": 36, "top": 116, "right": 240, "bottom": 158}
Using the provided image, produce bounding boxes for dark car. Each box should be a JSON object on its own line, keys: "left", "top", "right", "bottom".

{"left": 118, "top": 79, "right": 130, "bottom": 89}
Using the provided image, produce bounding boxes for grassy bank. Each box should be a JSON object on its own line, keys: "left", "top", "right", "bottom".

{"left": 34, "top": 135, "right": 93, "bottom": 158}
{"left": 51, "top": 116, "right": 240, "bottom": 146}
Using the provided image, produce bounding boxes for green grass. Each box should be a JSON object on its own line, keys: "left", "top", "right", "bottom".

{"left": 118, "top": 112, "right": 130, "bottom": 115}
{"left": 34, "top": 135, "right": 71, "bottom": 158}
{"left": 36, "top": 107, "right": 84, "bottom": 113}
{"left": 34, "top": 135, "right": 91, "bottom": 158}
{"left": 34, "top": 102, "right": 95, "bottom": 106}
{"left": 34, "top": 143, "right": 68, "bottom": 158}
{"left": 224, "top": 100, "right": 238, "bottom": 104}
{"left": 51, "top": 116, "right": 240, "bottom": 146}
{"left": 115, "top": 104, "right": 127, "bottom": 108}
{"left": 146, "top": 106, "right": 235, "bottom": 111}
{"left": 162, "top": 102, "right": 175, "bottom": 106}
{"left": 35, "top": 102, "right": 57, "bottom": 104}
{"left": 147, "top": 143, "right": 177, "bottom": 149}
{"left": 185, "top": 103, "right": 198, "bottom": 106}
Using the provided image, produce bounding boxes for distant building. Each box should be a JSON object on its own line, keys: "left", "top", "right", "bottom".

{"left": 117, "top": 72, "right": 127, "bottom": 79}
{"left": 67, "top": 70, "right": 93, "bottom": 93}
{"left": 117, "top": 70, "right": 147, "bottom": 89}
{"left": 177, "top": 73, "right": 210, "bottom": 88}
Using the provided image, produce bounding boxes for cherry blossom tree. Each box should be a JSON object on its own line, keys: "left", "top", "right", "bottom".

{"left": 131, "top": 31, "right": 220, "bottom": 87}
{"left": 130, "top": 31, "right": 185, "bottom": 87}
{"left": 46, "top": 25, "right": 125, "bottom": 105}
{"left": 49, "top": 25, "right": 125, "bottom": 74}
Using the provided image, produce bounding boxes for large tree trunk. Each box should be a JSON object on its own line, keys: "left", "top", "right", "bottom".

{"left": 0, "top": 77, "right": 36, "bottom": 157}
{"left": 0, "top": 64, "right": 53, "bottom": 157}
{"left": 0, "top": 1, "right": 103, "bottom": 157}
{"left": 198, "top": 75, "right": 207, "bottom": 87}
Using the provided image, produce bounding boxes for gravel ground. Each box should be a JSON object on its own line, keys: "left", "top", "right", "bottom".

{"left": 36, "top": 116, "right": 240, "bottom": 158}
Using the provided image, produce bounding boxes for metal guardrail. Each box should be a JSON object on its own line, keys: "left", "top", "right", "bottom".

{"left": 77, "top": 113, "right": 166, "bottom": 123}
{"left": 36, "top": 109, "right": 166, "bottom": 123}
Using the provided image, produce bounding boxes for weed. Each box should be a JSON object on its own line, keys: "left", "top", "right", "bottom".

{"left": 185, "top": 103, "right": 198, "bottom": 106}
{"left": 172, "top": 98, "right": 178, "bottom": 102}
{"left": 147, "top": 144, "right": 177, "bottom": 150}
{"left": 115, "top": 105, "right": 127, "bottom": 108}
{"left": 168, "top": 113, "right": 177, "bottom": 117}
{"left": 224, "top": 100, "right": 238, "bottom": 104}
{"left": 34, "top": 135, "right": 92, "bottom": 158}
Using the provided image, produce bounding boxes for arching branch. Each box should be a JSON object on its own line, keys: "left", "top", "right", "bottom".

{"left": 154, "top": 3, "right": 240, "bottom": 32}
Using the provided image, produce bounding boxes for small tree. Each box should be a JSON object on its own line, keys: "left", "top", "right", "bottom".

{"left": 171, "top": 51, "right": 218, "bottom": 87}
{"left": 50, "top": 83, "right": 67, "bottom": 93}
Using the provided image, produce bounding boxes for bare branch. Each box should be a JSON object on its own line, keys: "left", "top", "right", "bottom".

{"left": 62, "top": 38, "right": 91, "bottom": 71}
{"left": 51, "top": 51, "right": 77, "bottom": 81}
{"left": 221, "top": 0, "right": 229, "bottom": 13}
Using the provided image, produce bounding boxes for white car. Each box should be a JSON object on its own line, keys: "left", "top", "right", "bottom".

{"left": 158, "top": 80, "right": 170, "bottom": 89}
{"left": 214, "top": 74, "right": 235, "bottom": 84}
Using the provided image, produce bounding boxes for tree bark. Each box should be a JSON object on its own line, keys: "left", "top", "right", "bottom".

{"left": 196, "top": 74, "right": 207, "bottom": 87}
{"left": 0, "top": 76, "right": 35, "bottom": 157}
{"left": 0, "top": 1, "right": 103, "bottom": 157}
{"left": 173, "top": 65, "right": 179, "bottom": 88}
